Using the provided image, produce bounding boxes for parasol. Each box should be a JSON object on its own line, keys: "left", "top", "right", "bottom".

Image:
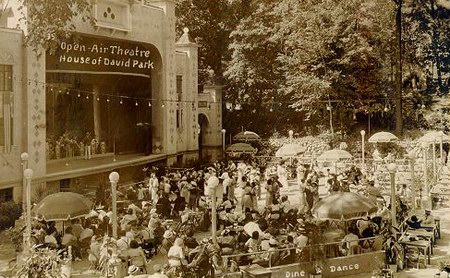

{"left": 311, "top": 192, "right": 377, "bottom": 220}
{"left": 368, "top": 131, "right": 398, "bottom": 143}
{"left": 226, "top": 143, "right": 257, "bottom": 154}
{"left": 33, "top": 192, "right": 93, "bottom": 221}
{"left": 418, "top": 131, "right": 450, "bottom": 143}
{"left": 316, "top": 149, "right": 353, "bottom": 162}
{"left": 275, "top": 143, "right": 307, "bottom": 158}
{"left": 233, "top": 131, "right": 260, "bottom": 142}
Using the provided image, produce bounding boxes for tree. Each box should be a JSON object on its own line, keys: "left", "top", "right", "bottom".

{"left": 175, "top": 0, "right": 252, "bottom": 85}
{"left": 403, "top": 0, "right": 450, "bottom": 94}
{"left": 224, "top": 0, "right": 399, "bottom": 135}
{"left": 17, "top": 0, "right": 94, "bottom": 53}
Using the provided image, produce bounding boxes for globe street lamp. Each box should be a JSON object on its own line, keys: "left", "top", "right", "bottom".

{"left": 360, "top": 130, "right": 366, "bottom": 169}
{"left": 109, "top": 171, "right": 120, "bottom": 239}
{"left": 387, "top": 163, "right": 398, "bottom": 227}
{"left": 20, "top": 152, "right": 29, "bottom": 212}
{"left": 23, "top": 168, "right": 33, "bottom": 248}
{"left": 221, "top": 129, "right": 226, "bottom": 157}
{"left": 326, "top": 105, "right": 334, "bottom": 134}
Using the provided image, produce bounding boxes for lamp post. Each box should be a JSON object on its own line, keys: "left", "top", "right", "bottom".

{"left": 408, "top": 151, "right": 416, "bottom": 210}
{"left": 387, "top": 163, "right": 398, "bottom": 227}
{"left": 422, "top": 142, "right": 430, "bottom": 209}
{"left": 20, "top": 152, "right": 29, "bottom": 212}
{"left": 109, "top": 171, "right": 120, "bottom": 239}
{"left": 326, "top": 104, "right": 334, "bottom": 134}
{"left": 360, "top": 130, "right": 366, "bottom": 169}
{"left": 288, "top": 130, "right": 294, "bottom": 167}
{"left": 221, "top": 129, "right": 226, "bottom": 158}
{"left": 432, "top": 140, "right": 436, "bottom": 184}
{"left": 23, "top": 168, "right": 33, "bottom": 248}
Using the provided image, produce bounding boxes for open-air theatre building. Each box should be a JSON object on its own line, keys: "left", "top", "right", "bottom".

{"left": 0, "top": 0, "right": 223, "bottom": 203}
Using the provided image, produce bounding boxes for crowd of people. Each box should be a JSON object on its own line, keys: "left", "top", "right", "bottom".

{"left": 25, "top": 150, "right": 444, "bottom": 278}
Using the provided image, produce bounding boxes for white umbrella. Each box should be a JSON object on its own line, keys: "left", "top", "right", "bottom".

{"left": 275, "top": 143, "right": 307, "bottom": 157}
{"left": 316, "top": 149, "right": 353, "bottom": 162}
{"left": 418, "top": 131, "right": 449, "bottom": 143}
{"left": 368, "top": 131, "right": 399, "bottom": 143}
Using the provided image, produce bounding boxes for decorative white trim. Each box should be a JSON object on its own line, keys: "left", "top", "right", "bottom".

{"left": 93, "top": 0, "right": 132, "bottom": 33}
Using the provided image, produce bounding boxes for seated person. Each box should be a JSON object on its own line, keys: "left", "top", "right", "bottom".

{"left": 406, "top": 215, "right": 421, "bottom": 229}
{"left": 341, "top": 227, "right": 359, "bottom": 255}
{"left": 245, "top": 231, "right": 261, "bottom": 253}
{"left": 121, "top": 240, "right": 147, "bottom": 271}
{"left": 419, "top": 209, "right": 435, "bottom": 225}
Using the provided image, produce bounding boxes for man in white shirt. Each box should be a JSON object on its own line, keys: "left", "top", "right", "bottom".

{"left": 207, "top": 167, "right": 219, "bottom": 202}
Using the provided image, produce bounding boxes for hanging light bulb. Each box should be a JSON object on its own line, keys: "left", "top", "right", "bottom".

{"left": 66, "top": 89, "right": 70, "bottom": 95}
{"left": 86, "top": 94, "right": 89, "bottom": 99}
{"left": 96, "top": 97, "right": 100, "bottom": 101}
{"left": 148, "top": 101, "right": 152, "bottom": 107}
{"left": 269, "top": 107, "right": 273, "bottom": 112}
{"left": 161, "top": 102, "right": 165, "bottom": 108}
{"left": 77, "top": 92, "right": 81, "bottom": 98}
{"left": 58, "top": 89, "right": 62, "bottom": 93}
{"left": 384, "top": 106, "right": 389, "bottom": 112}
{"left": 50, "top": 86, "right": 53, "bottom": 92}
{"left": 107, "top": 98, "right": 110, "bottom": 103}
{"left": 120, "top": 98, "right": 123, "bottom": 105}
{"left": 135, "top": 100, "right": 139, "bottom": 106}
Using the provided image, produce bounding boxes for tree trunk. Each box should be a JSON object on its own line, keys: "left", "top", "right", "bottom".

{"left": 395, "top": 0, "right": 403, "bottom": 136}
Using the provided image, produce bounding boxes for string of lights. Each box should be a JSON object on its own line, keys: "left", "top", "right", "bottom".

{"left": 9, "top": 74, "right": 399, "bottom": 110}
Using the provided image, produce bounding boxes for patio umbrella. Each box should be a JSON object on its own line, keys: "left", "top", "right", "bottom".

{"left": 368, "top": 131, "right": 398, "bottom": 143}
{"left": 275, "top": 143, "right": 307, "bottom": 157}
{"left": 33, "top": 192, "right": 93, "bottom": 221}
{"left": 316, "top": 149, "right": 353, "bottom": 162}
{"left": 418, "top": 131, "right": 450, "bottom": 143}
{"left": 226, "top": 143, "right": 257, "bottom": 154}
{"left": 233, "top": 131, "right": 260, "bottom": 142}
{"left": 311, "top": 192, "right": 377, "bottom": 220}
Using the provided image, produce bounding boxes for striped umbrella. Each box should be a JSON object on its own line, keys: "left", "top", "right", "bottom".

{"left": 311, "top": 192, "right": 377, "bottom": 220}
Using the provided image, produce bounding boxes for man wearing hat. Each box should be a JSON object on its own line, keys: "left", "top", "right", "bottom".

{"left": 267, "top": 237, "right": 281, "bottom": 266}
{"left": 125, "top": 265, "right": 141, "bottom": 277}
{"left": 420, "top": 209, "right": 435, "bottom": 225}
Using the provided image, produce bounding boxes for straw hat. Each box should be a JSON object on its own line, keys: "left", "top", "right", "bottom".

{"left": 128, "top": 265, "right": 140, "bottom": 275}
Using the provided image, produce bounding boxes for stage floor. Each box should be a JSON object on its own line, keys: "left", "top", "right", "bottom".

{"left": 45, "top": 153, "right": 167, "bottom": 182}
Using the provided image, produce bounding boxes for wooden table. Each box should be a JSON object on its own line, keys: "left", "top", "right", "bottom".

{"left": 399, "top": 238, "right": 432, "bottom": 265}
{"left": 407, "top": 229, "right": 435, "bottom": 253}
{"left": 421, "top": 221, "right": 439, "bottom": 241}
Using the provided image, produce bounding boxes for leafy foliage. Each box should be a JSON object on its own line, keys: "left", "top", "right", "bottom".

{"left": 17, "top": 0, "right": 95, "bottom": 53}
{"left": 14, "top": 245, "right": 68, "bottom": 278}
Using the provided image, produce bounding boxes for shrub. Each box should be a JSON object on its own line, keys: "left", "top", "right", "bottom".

{"left": 0, "top": 201, "right": 22, "bottom": 230}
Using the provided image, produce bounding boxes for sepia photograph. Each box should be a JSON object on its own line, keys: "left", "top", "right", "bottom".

{"left": 0, "top": 0, "right": 449, "bottom": 277}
